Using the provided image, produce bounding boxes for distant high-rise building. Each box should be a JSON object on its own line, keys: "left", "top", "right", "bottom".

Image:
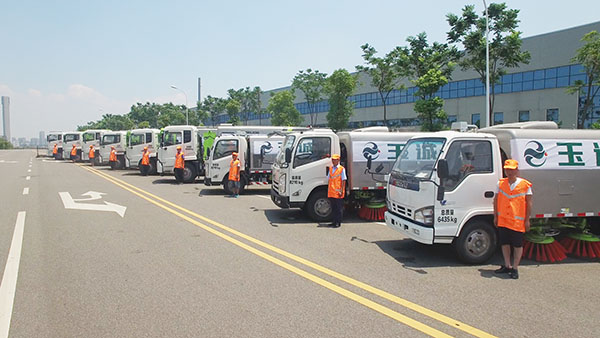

{"left": 1, "top": 96, "right": 10, "bottom": 141}
{"left": 39, "top": 131, "right": 46, "bottom": 145}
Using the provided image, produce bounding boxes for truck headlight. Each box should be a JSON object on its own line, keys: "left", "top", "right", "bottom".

{"left": 414, "top": 206, "right": 434, "bottom": 226}
{"left": 279, "top": 174, "right": 286, "bottom": 193}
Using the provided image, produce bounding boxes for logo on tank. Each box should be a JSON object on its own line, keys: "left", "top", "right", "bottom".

{"left": 362, "top": 142, "right": 380, "bottom": 160}
{"left": 524, "top": 141, "right": 548, "bottom": 167}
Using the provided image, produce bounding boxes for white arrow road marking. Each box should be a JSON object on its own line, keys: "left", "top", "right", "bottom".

{"left": 72, "top": 191, "right": 106, "bottom": 202}
{"left": 22, "top": 188, "right": 29, "bottom": 195}
{"left": 59, "top": 192, "right": 126, "bottom": 217}
{"left": 0, "top": 211, "right": 26, "bottom": 338}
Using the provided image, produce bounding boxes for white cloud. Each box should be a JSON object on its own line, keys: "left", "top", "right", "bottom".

{"left": 27, "top": 89, "right": 42, "bottom": 97}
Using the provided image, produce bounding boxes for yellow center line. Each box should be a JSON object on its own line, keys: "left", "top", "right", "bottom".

{"left": 81, "top": 165, "right": 497, "bottom": 338}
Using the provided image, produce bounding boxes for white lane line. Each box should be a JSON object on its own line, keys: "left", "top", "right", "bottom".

{"left": 376, "top": 222, "right": 387, "bottom": 226}
{"left": 27, "top": 169, "right": 31, "bottom": 173}
{"left": 28, "top": 165, "right": 31, "bottom": 168}
{"left": 0, "top": 212, "right": 26, "bottom": 338}
{"left": 25, "top": 176, "right": 30, "bottom": 181}
{"left": 22, "top": 188, "right": 29, "bottom": 195}
{"left": 256, "top": 195, "right": 271, "bottom": 200}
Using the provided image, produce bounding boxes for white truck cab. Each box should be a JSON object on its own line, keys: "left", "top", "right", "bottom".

{"left": 63, "top": 131, "right": 84, "bottom": 161}
{"left": 126, "top": 128, "right": 160, "bottom": 174}
{"left": 46, "top": 132, "right": 63, "bottom": 158}
{"left": 99, "top": 131, "right": 128, "bottom": 168}
{"left": 81, "top": 129, "right": 111, "bottom": 162}
{"left": 385, "top": 121, "right": 600, "bottom": 263}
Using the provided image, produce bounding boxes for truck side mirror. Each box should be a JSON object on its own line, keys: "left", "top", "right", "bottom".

{"left": 366, "top": 157, "right": 372, "bottom": 170}
{"left": 285, "top": 148, "right": 292, "bottom": 163}
{"left": 437, "top": 159, "right": 449, "bottom": 179}
{"left": 437, "top": 186, "right": 445, "bottom": 201}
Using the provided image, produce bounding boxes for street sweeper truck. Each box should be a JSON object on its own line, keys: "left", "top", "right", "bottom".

{"left": 156, "top": 125, "right": 217, "bottom": 183}
{"left": 81, "top": 129, "right": 111, "bottom": 162}
{"left": 385, "top": 121, "right": 600, "bottom": 263}
{"left": 99, "top": 131, "right": 127, "bottom": 168}
{"left": 46, "top": 132, "right": 63, "bottom": 158}
{"left": 270, "top": 127, "right": 421, "bottom": 222}
{"left": 63, "top": 131, "right": 84, "bottom": 161}
{"left": 203, "top": 126, "right": 309, "bottom": 193}
{"left": 126, "top": 128, "right": 160, "bottom": 174}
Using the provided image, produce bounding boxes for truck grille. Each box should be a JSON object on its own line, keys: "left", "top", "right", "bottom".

{"left": 272, "top": 181, "right": 279, "bottom": 193}
{"left": 389, "top": 201, "right": 412, "bottom": 218}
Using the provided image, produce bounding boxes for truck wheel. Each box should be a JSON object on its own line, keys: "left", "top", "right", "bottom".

{"left": 116, "top": 156, "right": 125, "bottom": 170}
{"left": 183, "top": 163, "right": 197, "bottom": 183}
{"left": 453, "top": 220, "right": 497, "bottom": 264}
{"left": 148, "top": 159, "right": 157, "bottom": 175}
{"left": 306, "top": 190, "right": 332, "bottom": 222}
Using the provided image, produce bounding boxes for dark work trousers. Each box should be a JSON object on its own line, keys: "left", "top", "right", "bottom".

{"left": 174, "top": 168, "right": 184, "bottom": 183}
{"left": 89, "top": 158, "right": 95, "bottom": 166}
{"left": 141, "top": 164, "right": 149, "bottom": 176}
{"left": 330, "top": 197, "right": 344, "bottom": 225}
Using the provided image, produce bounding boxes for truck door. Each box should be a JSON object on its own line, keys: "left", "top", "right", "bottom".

{"left": 159, "top": 131, "right": 183, "bottom": 172}
{"left": 289, "top": 136, "right": 334, "bottom": 204}
{"left": 438, "top": 139, "right": 497, "bottom": 238}
{"left": 209, "top": 138, "right": 239, "bottom": 183}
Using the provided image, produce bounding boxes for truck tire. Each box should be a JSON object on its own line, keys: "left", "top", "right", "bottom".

{"left": 223, "top": 176, "right": 246, "bottom": 195}
{"left": 148, "top": 159, "right": 157, "bottom": 175}
{"left": 453, "top": 220, "right": 497, "bottom": 264}
{"left": 305, "top": 190, "right": 332, "bottom": 222}
{"left": 182, "top": 163, "right": 197, "bottom": 183}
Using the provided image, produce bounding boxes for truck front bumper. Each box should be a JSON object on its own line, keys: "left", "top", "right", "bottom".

{"left": 385, "top": 211, "right": 434, "bottom": 245}
{"left": 271, "top": 188, "right": 290, "bottom": 208}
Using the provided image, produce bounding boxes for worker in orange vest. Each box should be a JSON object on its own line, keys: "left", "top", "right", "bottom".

{"left": 229, "top": 152, "right": 241, "bottom": 197}
{"left": 140, "top": 146, "right": 150, "bottom": 176}
{"left": 327, "top": 154, "right": 346, "bottom": 228}
{"left": 70, "top": 144, "right": 77, "bottom": 162}
{"left": 174, "top": 145, "right": 185, "bottom": 184}
{"left": 493, "top": 159, "right": 533, "bottom": 279}
{"left": 109, "top": 146, "right": 118, "bottom": 170}
{"left": 52, "top": 144, "right": 58, "bottom": 159}
{"left": 88, "top": 145, "right": 96, "bottom": 166}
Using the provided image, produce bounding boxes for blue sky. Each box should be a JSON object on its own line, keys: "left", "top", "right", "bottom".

{"left": 1, "top": 0, "right": 599, "bottom": 139}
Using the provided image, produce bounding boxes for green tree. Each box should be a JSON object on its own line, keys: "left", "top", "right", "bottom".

{"left": 292, "top": 69, "right": 327, "bottom": 126}
{"left": 0, "top": 137, "right": 13, "bottom": 149}
{"left": 226, "top": 99, "right": 241, "bottom": 125}
{"left": 566, "top": 30, "right": 600, "bottom": 129}
{"left": 356, "top": 44, "right": 409, "bottom": 126}
{"left": 268, "top": 91, "right": 302, "bottom": 126}
{"left": 324, "top": 69, "right": 357, "bottom": 131}
{"left": 198, "top": 95, "right": 227, "bottom": 126}
{"left": 404, "top": 33, "right": 460, "bottom": 131}
{"left": 137, "top": 121, "right": 151, "bottom": 128}
{"left": 128, "top": 102, "right": 161, "bottom": 128}
{"left": 249, "top": 86, "right": 263, "bottom": 125}
{"left": 157, "top": 103, "right": 187, "bottom": 128}
{"left": 447, "top": 2, "right": 530, "bottom": 125}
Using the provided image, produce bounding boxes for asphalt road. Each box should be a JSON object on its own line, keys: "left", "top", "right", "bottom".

{"left": 1, "top": 149, "right": 599, "bottom": 338}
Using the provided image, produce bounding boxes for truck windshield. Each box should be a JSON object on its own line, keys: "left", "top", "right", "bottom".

{"left": 47, "top": 134, "right": 58, "bottom": 142}
{"left": 276, "top": 135, "right": 295, "bottom": 165}
{"left": 130, "top": 133, "right": 144, "bottom": 146}
{"left": 64, "top": 134, "right": 80, "bottom": 142}
{"left": 83, "top": 133, "right": 95, "bottom": 142}
{"left": 102, "top": 134, "right": 121, "bottom": 145}
{"left": 164, "top": 131, "right": 182, "bottom": 146}
{"left": 391, "top": 138, "right": 445, "bottom": 179}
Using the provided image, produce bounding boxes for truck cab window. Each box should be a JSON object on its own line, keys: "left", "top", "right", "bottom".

{"left": 184, "top": 130, "right": 192, "bottom": 143}
{"left": 442, "top": 140, "right": 492, "bottom": 191}
{"left": 294, "top": 137, "right": 331, "bottom": 168}
{"left": 164, "top": 132, "right": 182, "bottom": 146}
{"left": 214, "top": 140, "right": 238, "bottom": 160}
{"left": 83, "top": 133, "right": 95, "bottom": 142}
{"left": 130, "top": 134, "right": 144, "bottom": 146}
{"left": 146, "top": 133, "right": 153, "bottom": 143}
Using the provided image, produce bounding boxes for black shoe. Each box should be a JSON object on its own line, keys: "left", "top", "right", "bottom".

{"left": 327, "top": 223, "right": 336, "bottom": 227}
{"left": 494, "top": 266, "right": 511, "bottom": 274}
{"left": 509, "top": 269, "right": 519, "bottom": 279}
{"left": 335, "top": 223, "right": 341, "bottom": 228}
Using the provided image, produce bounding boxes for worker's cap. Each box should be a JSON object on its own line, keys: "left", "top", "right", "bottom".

{"left": 89, "top": 145, "right": 93, "bottom": 148}
{"left": 111, "top": 145, "right": 115, "bottom": 149}
{"left": 331, "top": 154, "right": 340, "bottom": 160}
{"left": 232, "top": 152, "right": 238, "bottom": 157}
{"left": 503, "top": 159, "right": 519, "bottom": 170}
{"left": 143, "top": 146, "right": 148, "bottom": 150}
{"left": 176, "top": 145, "right": 182, "bottom": 150}
{"left": 72, "top": 144, "right": 76, "bottom": 147}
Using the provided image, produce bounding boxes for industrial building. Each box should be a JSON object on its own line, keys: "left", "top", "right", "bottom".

{"left": 211, "top": 21, "right": 600, "bottom": 129}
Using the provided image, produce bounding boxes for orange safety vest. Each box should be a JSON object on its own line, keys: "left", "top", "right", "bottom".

{"left": 497, "top": 178, "right": 532, "bottom": 233}
{"left": 71, "top": 146, "right": 77, "bottom": 156}
{"left": 174, "top": 152, "right": 185, "bottom": 169}
{"left": 53, "top": 144, "right": 57, "bottom": 154}
{"left": 109, "top": 149, "right": 117, "bottom": 162}
{"left": 327, "top": 165, "right": 345, "bottom": 199}
{"left": 89, "top": 147, "right": 95, "bottom": 159}
{"left": 229, "top": 159, "right": 240, "bottom": 182}
{"left": 141, "top": 151, "right": 150, "bottom": 165}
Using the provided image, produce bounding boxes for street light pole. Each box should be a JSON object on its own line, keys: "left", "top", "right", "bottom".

{"left": 484, "top": 0, "right": 490, "bottom": 128}
{"left": 170, "top": 85, "right": 189, "bottom": 125}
